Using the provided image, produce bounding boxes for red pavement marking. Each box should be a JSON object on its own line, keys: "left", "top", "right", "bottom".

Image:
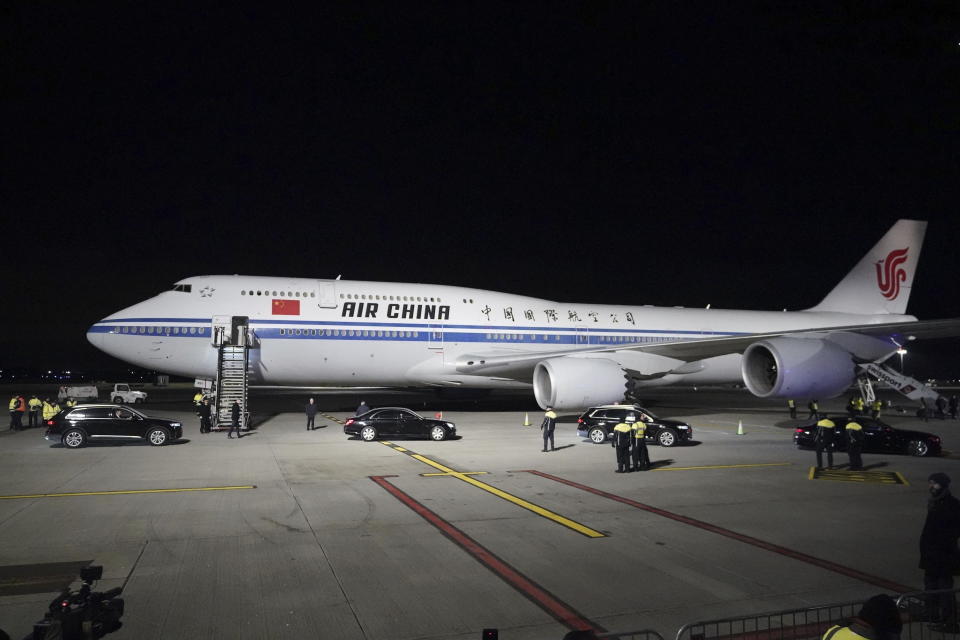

{"left": 370, "top": 475, "right": 603, "bottom": 635}
{"left": 520, "top": 470, "right": 914, "bottom": 594}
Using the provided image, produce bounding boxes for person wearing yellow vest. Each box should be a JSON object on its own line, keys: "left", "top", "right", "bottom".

{"left": 871, "top": 399, "right": 882, "bottom": 419}
{"left": 193, "top": 391, "right": 205, "bottom": 412}
{"left": 807, "top": 399, "right": 819, "bottom": 420}
{"left": 64, "top": 397, "right": 77, "bottom": 408}
{"left": 42, "top": 398, "right": 61, "bottom": 422}
{"left": 815, "top": 417, "right": 836, "bottom": 470}
{"left": 854, "top": 396, "right": 865, "bottom": 415}
{"left": 611, "top": 418, "right": 633, "bottom": 473}
{"left": 821, "top": 594, "right": 901, "bottom": 640}
{"left": 8, "top": 395, "right": 18, "bottom": 430}
{"left": 540, "top": 407, "right": 557, "bottom": 452}
{"left": 630, "top": 417, "right": 649, "bottom": 472}
{"left": 787, "top": 399, "right": 796, "bottom": 419}
{"left": 845, "top": 420, "right": 864, "bottom": 471}
{"left": 28, "top": 395, "right": 42, "bottom": 428}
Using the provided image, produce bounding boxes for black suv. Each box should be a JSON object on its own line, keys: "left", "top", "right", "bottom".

{"left": 577, "top": 405, "right": 692, "bottom": 447}
{"left": 45, "top": 404, "right": 184, "bottom": 448}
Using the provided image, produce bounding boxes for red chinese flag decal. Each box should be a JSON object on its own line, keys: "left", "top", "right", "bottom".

{"left": 272, "top": 299, "right": 300, "bottom": 315}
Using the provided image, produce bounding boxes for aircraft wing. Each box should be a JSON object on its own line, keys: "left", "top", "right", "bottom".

{"left": 453, "top": 317, "right": 960, "bottom": 376}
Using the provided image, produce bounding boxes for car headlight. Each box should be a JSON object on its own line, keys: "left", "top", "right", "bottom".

{"left": 446, "top": 422, "right": 455, "bottom": 429}
{"left": 170, "top": 422, "right": 181, "bottom": 427}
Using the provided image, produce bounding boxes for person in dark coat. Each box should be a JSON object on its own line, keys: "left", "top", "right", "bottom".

{"left": 920, "top": 472, "right": 960, "bottom": 631}
{"left": 198, "top": 398, "right": 212, "bottom": 434}
{"left": 306, "top": 397, "right": 318, "bottom": 431}
{"left": 845, "top": 420, "right": 864, "bottom": 471}
{"left": 355, "top": 400, "right": 370, "bottom": 416}
{"left": 228, "top": 401, "right": 241, "bottom": 438}
{"left": 540, "top": 407, "right": 557, "bottom": 452}
{"left": 815, "top": 417, "right": 836, "bottom": 470}
{"left": 949, "top": 395, "right": 959, "bottom": 420}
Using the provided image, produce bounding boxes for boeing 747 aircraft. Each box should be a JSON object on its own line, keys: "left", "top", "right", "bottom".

{"left": 87, "top": 219, "right": 959, "bottom": 409}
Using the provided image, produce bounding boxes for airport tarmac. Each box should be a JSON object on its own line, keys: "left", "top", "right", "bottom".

{"left": 0, "top": 387, "right": 958, "bottom": 639}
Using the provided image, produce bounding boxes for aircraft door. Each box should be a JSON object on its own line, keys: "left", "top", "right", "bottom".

{"left": 316, "top": 281, "right": 337, "bottom": 309}
{"left": 427, "top": 324, "right": 443, "bottom": 350}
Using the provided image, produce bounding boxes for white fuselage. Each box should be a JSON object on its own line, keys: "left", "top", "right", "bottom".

{"left": 87, "top": 276, "right": 912, "bottom": 389}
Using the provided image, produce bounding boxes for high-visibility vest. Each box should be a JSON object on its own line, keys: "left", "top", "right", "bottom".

{"left": 612, "top": 422, "right": 632, "bottom": 446}
{"left": 42, "top": 402, "right": 60, "bottom": 420}
{"left": 9, "top": 397, "right": 18, "bottom": 410}
{"left": 632, "top": 422, "right": 647, "bottom": 439}
{"left": 28, "top": 398, "right": 42, "bottom": 410}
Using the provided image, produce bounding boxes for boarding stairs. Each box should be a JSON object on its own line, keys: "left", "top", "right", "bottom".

{"left": 857, "top": 361, "right": 942, "bottom": 404}
{"left": 212, "top": 316, "right": 250, "bottom": 430}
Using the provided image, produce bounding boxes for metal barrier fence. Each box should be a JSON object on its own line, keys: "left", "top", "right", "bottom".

{"left": 596, "top": 630, "right": 665, "bottom": 640}
{"left": 676, "top": 599, "right": 864, "bottom": 640}
{"left": 672, "top": 589, "right": 960, "bottom": 640}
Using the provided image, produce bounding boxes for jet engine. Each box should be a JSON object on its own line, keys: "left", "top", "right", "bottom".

{"left": 533, "top": 357, "right": 627, "bottom": 410}
{"left": 741, "top": 337, "right": 855, "bottom": 399}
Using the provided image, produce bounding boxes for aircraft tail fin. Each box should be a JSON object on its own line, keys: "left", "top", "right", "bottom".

{"left": 807, "top": 219, "right": 926, "bottom": 315}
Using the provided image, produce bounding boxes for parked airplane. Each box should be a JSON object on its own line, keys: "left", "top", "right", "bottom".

{"left": 87, "top": 219, "right": 959, "bottom": 410}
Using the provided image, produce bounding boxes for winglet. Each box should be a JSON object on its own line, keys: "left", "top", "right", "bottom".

{"left": 807, "top": 219, "right": 926, "bottom": 315}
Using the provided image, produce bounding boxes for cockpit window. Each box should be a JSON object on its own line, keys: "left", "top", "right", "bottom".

{"left": 172, "top": 284, "right": 193, "bottom": 293}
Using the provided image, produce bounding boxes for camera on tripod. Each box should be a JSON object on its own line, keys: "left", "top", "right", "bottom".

{"left": 30, "top": 565, "right": 125, "bottom": 640}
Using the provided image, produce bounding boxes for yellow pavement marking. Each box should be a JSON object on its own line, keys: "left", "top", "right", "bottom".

{"left": 0, "top": 486, "right": 257, "bottom": 500}
{"left": 808, "top": 467, "right": 908, "bottom": 485}
{"left": 379, "top": 442, "right": 605, "bottom": 538}
{"left": 421, "top": 471, "right": 488, "bottom": 477}
{"left": 652, "top": 462, "right": 791, "bottom": 472}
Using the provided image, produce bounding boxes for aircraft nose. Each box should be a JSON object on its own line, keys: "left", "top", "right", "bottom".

{"left": 86, "top": 326, "right": 105, "bottom": 351}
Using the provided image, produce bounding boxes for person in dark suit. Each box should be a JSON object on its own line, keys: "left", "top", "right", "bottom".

{"left": 198, "top": 398, "right": 212, "bottom": 434}
{"left": 356, "top": 400, "right": 370, "bottom": 415}
{"left": 228, "top": 401, "right": 241, "bottom": 438}
{"left": 306, "top": 397, "right": 318, "bottom": 431}
{"left": 921, "top": 472, "right": 960, "bottom": 631}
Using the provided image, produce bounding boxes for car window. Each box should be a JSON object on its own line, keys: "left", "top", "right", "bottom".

{"left": 376, "top": 411, "right": 403, "bottom": 420}
{"left": 114, "top": 408, "right": 135, "bottom": 420}
{"left": 400, "top": 410, "right": 421, "bottom": 420}
{"left": 65, "top": 410, "right": 89, "bottom": 419}
{"left": 595, "top": 409, "right": 624, "bottom": 419}
{"left": 82, "top": 408, "right": 115, "bottom": 419}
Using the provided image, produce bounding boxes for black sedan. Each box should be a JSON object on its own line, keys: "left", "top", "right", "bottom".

{"left": 344, "top": 408, "right": 456, "bottom": 441}
{"left": 793, "top": 415, "right": 941, "bottom": 457}
{"left": 45, "top": 404, "right": 184, "bottom": 448}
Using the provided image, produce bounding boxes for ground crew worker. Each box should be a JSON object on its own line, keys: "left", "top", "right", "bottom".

{"left": 854, "top": 396, "right": 865, "bottom": 415}
{"left": 787, "top": 399, "right": 797, "bottom": 419}
{"left": 807, "top": 399, "right": 819, "bottom": 419}
{"left": 845, "top": 420, "right": 864, "bottom": 471}
{"left": 13, "top": 395, "right": 26, "bottom": 431}
{"left": 41, "top": 398, "right": 60, "bottom": 422}
{"left": 630, "top": 415, "right": 649, "bottom": 471}
{"left": 847, "top": 396, "right": 858, "bottom": 418}
{"left": 821, "top": 594, "right": 901, "bottom": 640}
{"left": 193, "top": 391, "right": 205, "bottom": 411}
{"left": 64, "top": 397, "right": 77, "bottom": 408}
{"left": 815, "top": 416, "right": 836, "bottom": 470}
{"left": 871, "top": 399, "right": 882, "bottom": 419}
{"left": 8, "top": 395, "right": 18, "bottom": 430}
{"left": 27, "top": 395, "right": 42, "bottom": 428}
{"left": 611, "top": 418, "right": 633, "bottom": 473}
{"left": 540, "top": 406, "right": 557, "bottom": 452}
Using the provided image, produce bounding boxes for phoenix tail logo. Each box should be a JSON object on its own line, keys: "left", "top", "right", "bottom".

{"left": 875, "top": 248, "right": 909, "bottom": 300}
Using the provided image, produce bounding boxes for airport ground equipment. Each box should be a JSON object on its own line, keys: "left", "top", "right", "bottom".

{"left": 858, "top": 362, "right": 942, "bottom": 404}
{"left": 212, "top": 315, "right": 250, "bottom": 430}
{"left": 56, "top": 385, "right": 99, "bottom": 402}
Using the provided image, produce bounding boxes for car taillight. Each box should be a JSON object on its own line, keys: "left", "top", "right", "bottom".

{"left": 345, "top": 418, "right": 355, "bottom": 426}
{"left": 794, "top": 428, "right": 805, "bottom": 433}
{"left": 577, "top": 418, "right": 583, "bottom": 424}
{"left": 46, "top": 420, "right": 55, "bottom": 426}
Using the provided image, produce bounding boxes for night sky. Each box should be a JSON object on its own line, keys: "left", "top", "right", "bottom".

{"left": 4, "top": 2, "right": 959, "bottom": 376}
